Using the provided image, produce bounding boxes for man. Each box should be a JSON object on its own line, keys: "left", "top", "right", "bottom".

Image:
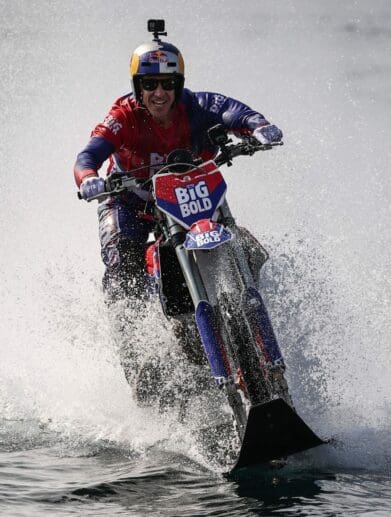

{"left": 74, "top": 32, "right": 282, "bottom": 303}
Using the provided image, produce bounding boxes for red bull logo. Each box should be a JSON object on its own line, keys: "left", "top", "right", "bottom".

{"left": 148, "top": 51, "right": 169, "bottom": 63}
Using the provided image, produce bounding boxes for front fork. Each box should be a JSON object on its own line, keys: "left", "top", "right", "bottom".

{"left": 210, "top": 202, "right": 290, "bottom": 403}
{"left": 166, "top": 214, "right": 247, "bottom": 439}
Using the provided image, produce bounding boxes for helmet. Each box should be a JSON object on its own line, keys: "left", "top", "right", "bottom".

{"left": 130, "top": 40, "right": 185, "bottom": 102}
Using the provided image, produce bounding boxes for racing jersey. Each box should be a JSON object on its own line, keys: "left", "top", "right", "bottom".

{"left": 74, "top": 88, "right": 271, "bottom": 187}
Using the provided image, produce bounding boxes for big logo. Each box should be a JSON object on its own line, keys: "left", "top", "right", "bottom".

{"left": 174, "top": 181, "right": 212, "bottom": 217}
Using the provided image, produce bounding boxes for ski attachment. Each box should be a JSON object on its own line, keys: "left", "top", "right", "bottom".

{"left": 231, "top": 398, "right": 326, "bottom": 471}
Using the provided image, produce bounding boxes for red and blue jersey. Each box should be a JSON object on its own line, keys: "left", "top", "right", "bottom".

{"left": 74, "top": 88, "right": 271, "bottom": 186}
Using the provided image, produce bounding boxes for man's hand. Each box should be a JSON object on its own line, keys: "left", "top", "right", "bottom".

{"left": 79, "top": 176, "right": 106, "bottom": 200}
{"left": 252, "top": 124, "right": 283, "bottom": 145}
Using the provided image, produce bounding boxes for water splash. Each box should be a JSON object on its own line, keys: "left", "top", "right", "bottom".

{"left": 0, "top": 0, "right": 390, "bottom": 475}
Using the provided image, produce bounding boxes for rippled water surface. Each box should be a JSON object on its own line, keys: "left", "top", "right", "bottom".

{"left": 1, "top": 422, "right": 390, "bottom": 516}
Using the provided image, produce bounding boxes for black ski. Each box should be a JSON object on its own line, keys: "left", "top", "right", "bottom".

{"left": 231, "top": 398, "right": 326, "bottom": 471}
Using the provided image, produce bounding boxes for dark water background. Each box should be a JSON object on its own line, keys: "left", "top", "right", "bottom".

{"left": 1, "top": 0, "right": 390, "bottom": 515}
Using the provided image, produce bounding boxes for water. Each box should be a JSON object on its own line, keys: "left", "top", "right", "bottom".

{"left": 1, "top": 0, "right": 390, "bottom": 515}
{"left": 1, "top": 431, "right": 391, "bottom": 517}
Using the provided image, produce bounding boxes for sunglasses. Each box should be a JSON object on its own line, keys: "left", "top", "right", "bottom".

{"left": 140, "top": 77, "right": 178, "bottom": 91}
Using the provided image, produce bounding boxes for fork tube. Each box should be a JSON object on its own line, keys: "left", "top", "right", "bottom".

{"left": 219, "top": 199, "right": 235, "bottom": 226}
{"left": 219, "top": 200, "right": 254, "bottom": 288}
{"left": 165, "top": 215, "right": 207, "bottom": 307}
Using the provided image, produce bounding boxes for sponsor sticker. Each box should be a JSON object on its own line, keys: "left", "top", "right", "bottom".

{"left": 174, "top": 181, "right": 212, "bottom": 217}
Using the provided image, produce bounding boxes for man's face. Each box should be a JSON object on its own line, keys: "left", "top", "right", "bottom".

{"left": 140, "top": 75, "right": 176, "bottom": 124}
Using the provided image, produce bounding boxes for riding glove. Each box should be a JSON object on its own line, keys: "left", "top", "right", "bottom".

{"left": 80, "top": 176, "right": 106, "bottom": 200}
{"left": 252, "top": 124, "right": 283, "bottom": 145}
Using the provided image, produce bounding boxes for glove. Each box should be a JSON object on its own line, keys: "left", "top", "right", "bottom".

{"left": 252, "top": 124, "right": 283, "bottom": 145}
{"left": 79, "top": 176, "right": 106, "bottom": 200}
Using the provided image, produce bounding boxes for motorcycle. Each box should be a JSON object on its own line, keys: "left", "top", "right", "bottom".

{"left": 80, "top": 124, "right": 325, "bottom": 471}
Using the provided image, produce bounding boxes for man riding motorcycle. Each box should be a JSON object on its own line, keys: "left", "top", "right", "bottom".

{"left": 74, "top": 34, "right": 283, "bottom": 304}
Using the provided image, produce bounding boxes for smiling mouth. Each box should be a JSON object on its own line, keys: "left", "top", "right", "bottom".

{"left": 151, "top": 99, "right": 168, "bottom": 105}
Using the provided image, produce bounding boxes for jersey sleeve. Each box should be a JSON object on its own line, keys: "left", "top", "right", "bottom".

{"left": 74, "top": 96, "right": 136, "bottom": 187}
{"left": 74, "top": 137, "right": 115, "bottom": 186}
{"left": 194, "top": 91, "right": 271, "bottom": 133}
{"left": 91, "top": 107, "right": 128, "bottom": 147}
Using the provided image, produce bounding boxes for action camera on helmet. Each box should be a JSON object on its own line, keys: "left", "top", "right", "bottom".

{"left": 148, "top": 19, "right": 165, "bottom": 33}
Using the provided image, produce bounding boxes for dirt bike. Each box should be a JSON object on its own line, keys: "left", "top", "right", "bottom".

{"left": 80, "top": 125, "right": 325, "bottom": 471}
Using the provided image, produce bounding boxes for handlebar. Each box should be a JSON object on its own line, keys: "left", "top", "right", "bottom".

{"left": 78, "top": 138, "right": 283, "bottom": 202}
{"left": 215, "top": 139, "right": 283, "bottom": 167}
{"left": 77, "top": 173, "right": 147, "bottom": 201}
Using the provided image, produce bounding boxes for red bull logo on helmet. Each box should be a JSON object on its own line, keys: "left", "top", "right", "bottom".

{"left": 148, "top": 51, "right": 169, "bottom": 63}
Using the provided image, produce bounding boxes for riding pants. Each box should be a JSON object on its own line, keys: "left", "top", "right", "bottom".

{"left": 97, "top": 192, "right": 154, "bottom": 303}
